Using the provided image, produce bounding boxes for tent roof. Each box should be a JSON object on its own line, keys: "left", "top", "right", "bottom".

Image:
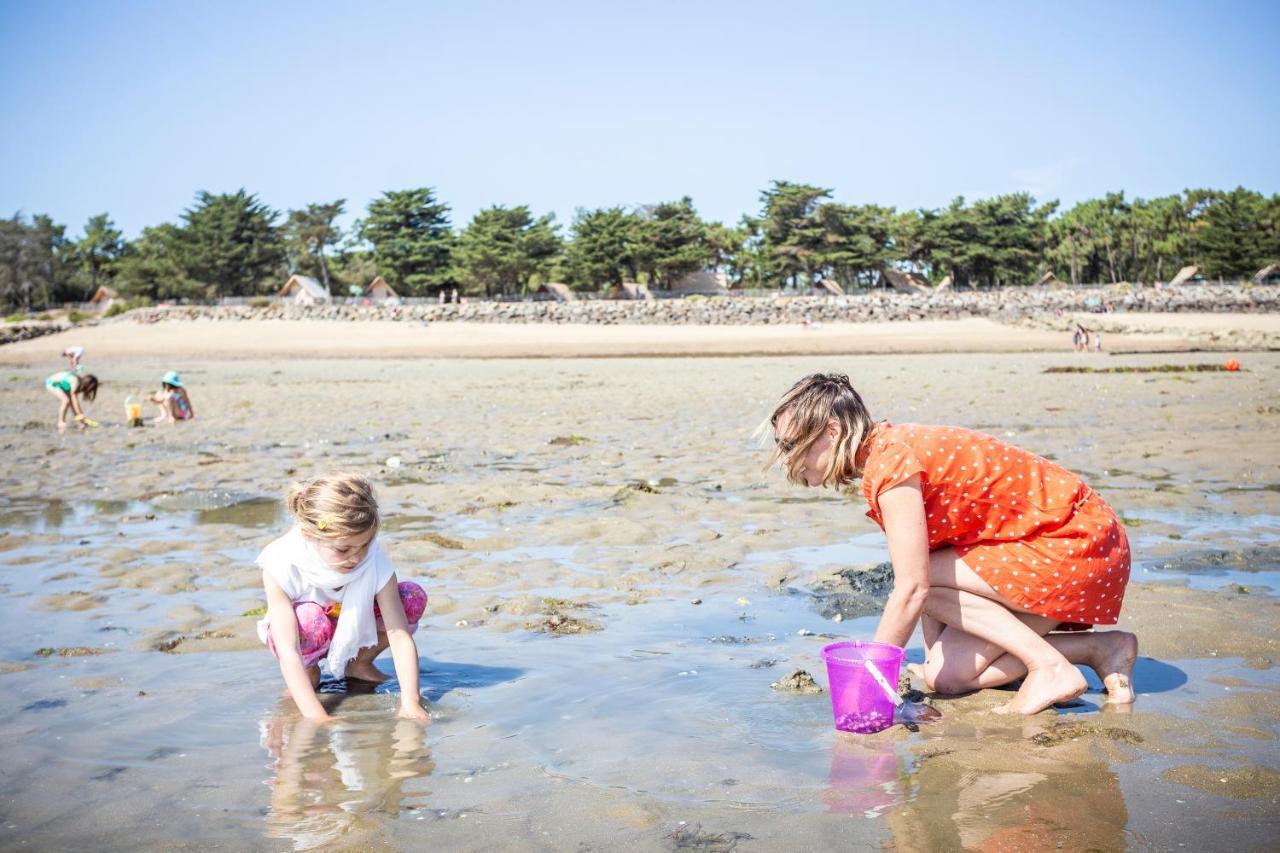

{"left": 813, "top": 278, "right": 844, "bottom": 296}
{"left": 1253, "top": 264, "right": 1280, "bottom": 282}
{"left": 540, "top": 282, "right": 576, "bottom": 302}
{"left": 278, "top": 275, "right": 330, "bottom": 299}
{"left": 1169, "top": 265, "right": 1200, "bottom": 286}
{"left": 364, "top": 276, "right": 398, "bottom": 296}
{"left": 88, "top": 285, "right": 117, "bottom": 302}
{"left": 877, "top": 269, "right": 930, "bottom": 293}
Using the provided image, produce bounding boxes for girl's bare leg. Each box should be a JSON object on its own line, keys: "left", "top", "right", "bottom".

{"left": 345, "top": 633, "right": 390, "bottom": 683}
{"left": 47, "top": 387, "right": 70, "bottom": 428}
{"left": 925, "top": 548, "right": 1089, "bottom": 714}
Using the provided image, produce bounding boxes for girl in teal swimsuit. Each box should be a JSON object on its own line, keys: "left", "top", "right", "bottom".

{"left": 44, "top": 371, "right": 99, "bottom": 430}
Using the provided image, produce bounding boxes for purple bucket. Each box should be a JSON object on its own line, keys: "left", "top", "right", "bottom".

{"left": 821, "top": 641, "right": 905, "bottom": 734}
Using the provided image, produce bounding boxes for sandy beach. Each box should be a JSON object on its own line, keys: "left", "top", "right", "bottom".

{"left": 1, "top": 342, "right": 1278, "bottom": 849}
{"left": 3, "top": 311, "right": 1279, "bottom": 363}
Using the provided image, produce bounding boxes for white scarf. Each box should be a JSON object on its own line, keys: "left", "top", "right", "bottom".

{"left": 275, "top": 526, "right": 388, "bottom": 677}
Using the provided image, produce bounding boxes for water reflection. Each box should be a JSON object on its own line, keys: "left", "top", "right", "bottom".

{"left": 884, "top": 721, "right": 1128, "bottom": 851}
{"left": 259, "top": 702, "right": 434, "bottom": 851}
{"left": 823, "top": 735, "right": 906, "bottom": 817}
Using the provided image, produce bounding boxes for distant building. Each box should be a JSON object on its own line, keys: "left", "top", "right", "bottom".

{"left": 364, "top": 276, "right": 399, "bottom": 302}
{"left": 1035, "top": 272, "right": 1063, "bottom": 287}
{"left": 1252, "top": 264, "right": 1280, "bottom": 285}
{"left": 88, "top": 285, "right": 118, "bottom": 310}
{"left": 278, "top": 275, "right": 331, "bottom": 304}
{"left": 812, "top": 278, "right": 844, "bottom": 296}
{"left": 1169, "top": 265, "right": 1200, "bottom": 286}
{"left": 671, "top": 270, "right": 729, "bottom": 294}
{"left": 539, "top": 282, "right": 576, "bottom": 302}
{"left": 875, "top": 269, "right": 931, "bottom": 293}
{"left": 616, "top": 282, "right": 652, "bottom": 300}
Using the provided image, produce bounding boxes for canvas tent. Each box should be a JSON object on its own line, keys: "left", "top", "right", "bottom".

{"left": 1253, "top": 264, "right": 1280, "bottom": 285}
{"left": 876, "top": 269, "right": 931, "bottom": 294}
{"left": 671, "top": 270, "right": 729, "bottom": 294}
{"left": 1168, "top": 265, "right": 1200, "bottom": 286}
{"left": 812, "top": 278, "right": 844, "bottom": 296}
{"left": 278, "top": 275, "right": 331, "bottom": 304}
{"left": 364, "top": 276, "right": 398, "bottom": 302}
{"left": 539, "top": 282, "right": 576, "bottom": 302}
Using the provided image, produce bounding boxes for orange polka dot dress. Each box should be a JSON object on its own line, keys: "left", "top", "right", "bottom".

{"left": 860, "top": 423, "right": 1130, "bottom": 628}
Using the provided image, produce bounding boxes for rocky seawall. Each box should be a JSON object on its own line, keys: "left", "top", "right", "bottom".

{"left": 117, "top": 284, "right": 1280, "bottom": 326}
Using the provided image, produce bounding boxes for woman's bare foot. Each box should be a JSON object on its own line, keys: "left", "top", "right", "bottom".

{"left": 344, "top": 662, "right": 389, "bottom": 684}
{"left": 992, "top": 659, "right": 1087, "bottom": 715}
{"left": 1091, "top": 631, "right": 1138, "bottom": 704}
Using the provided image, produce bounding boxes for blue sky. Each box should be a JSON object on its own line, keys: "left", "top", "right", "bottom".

{"left": 2, "top": 0, "right": 1277, "bottom": 239}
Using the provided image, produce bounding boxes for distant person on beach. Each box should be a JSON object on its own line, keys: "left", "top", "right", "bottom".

{"left": 1071, "top": 324, "right": 1090, "bottom": 352}
{"left": 62, "top": 345, "right": 85, "bottom": 373}
{"left": 150, "top": 370, "right": 195, "bottom": 423}
{"left": 257, "top": 472, "right": 430, "bottom": 723}
{"left": 44, "top": 370, "right": 99, "bottom": 430}
{"left": 765, "top": 373, "right": 1137, "bottom": 715}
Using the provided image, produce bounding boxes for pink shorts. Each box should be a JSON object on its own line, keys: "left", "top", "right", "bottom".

{"left": 265, "top": 581, "right": 427, "bottom": 667}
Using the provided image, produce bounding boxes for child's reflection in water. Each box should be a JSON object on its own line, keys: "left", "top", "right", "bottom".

{"left": 260, "top": 699, "right": 435, "bottom": 850}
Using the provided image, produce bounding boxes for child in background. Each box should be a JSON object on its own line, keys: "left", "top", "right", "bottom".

{"left": 44, "top": 370, "right": 99, "bottom": 430}
{"left": 766, "top": 373, "right": 1137, "bottom": 715}
{"left": 62, "top": 345, "right": 85, "bottom": 373}
{"left": 150, "top": 370, "right": 195, "bottom": 422}
{"left": 257, "top": 472, "right": 430, "bottom": 723}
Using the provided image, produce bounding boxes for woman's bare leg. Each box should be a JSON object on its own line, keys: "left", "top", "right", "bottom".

{"left": 924, "top": 548, "right": 1088, "bottom": 714}
{"left": 923, "top": 592, "right": 1137, "bottom": 704}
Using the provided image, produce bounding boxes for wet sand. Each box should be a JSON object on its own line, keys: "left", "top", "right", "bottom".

{"left": 0, "top": 352, "right": 1278, "bottom": 849}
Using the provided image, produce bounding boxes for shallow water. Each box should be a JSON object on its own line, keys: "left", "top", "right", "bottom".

{"left": 1, "top": 353, "right": 1279, "bottom": 850}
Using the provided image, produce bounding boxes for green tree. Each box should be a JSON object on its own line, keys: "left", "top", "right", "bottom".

{"left": 757, "top": 181, "right": 833, "bottom": 287}
{"left": 284, "top": 200, "right": 345, "bottom": 292}
{"left": 455, "top": 205, "right": 561, "bottom": 297}
{"left": 114, "top": 224, "right": 203, "bottom": 301}
{"left": 179, "top": 190, "right": 286, "bottom": 297}
{"left": 632, "top": 197, "right": 711, "bottom": 289}
{"left": 816, "top": 203, "right": 897, "bottom": 288}
{"left": 358, "top": 188, "right": 455, "bottom": 295}
{"left": 75, "top": 213, "right": 124, "bottom": 296}
{"left": 1197, "top": 186, "right": 1270, "bottom": 278}
{"left": 564, "top": 207, "right": 638, "bottom": 290}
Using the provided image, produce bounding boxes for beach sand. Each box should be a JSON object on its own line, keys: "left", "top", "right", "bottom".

{"left": 0, "top": 345, "right": 1277, "bottom": 849}
{"left": 2, "top": 311, "right": 1278, "bottom": 363}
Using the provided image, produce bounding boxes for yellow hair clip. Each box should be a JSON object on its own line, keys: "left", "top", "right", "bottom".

{"left": 316, "top": 513, "right": 336, "bottom": 531}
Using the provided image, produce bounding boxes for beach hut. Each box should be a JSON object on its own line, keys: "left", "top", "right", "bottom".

{"left": 277, "top": 275, "right": 331, "bottom": 304}
{"left": 364, "top": 276, "right": 398, "bottom": 303}
{"left": 671, "top": 270, "right": 729, "bottom": 294}
{"left": 1252, "top": 264, "right": 1280, "bottom": 285}
{"left": 1169, "top": 265, "right": 1200, "bottom": 286}
{"left": 539, "top": 282, "right": 576, "bottom": 303}
{"left": 1035, "top": 272, "right": 1063, "bottom": 288}
{"left": 88, "top": 285, "right": 118, "bottom": 311}
{"left": 616, "top": 282, "right": 652, "bottom": 300}
{"left": 876, "top": 269, "right": 930, "bottom": 294}
{"left": 812, "top": 278, "right": 844, "bottom": 296}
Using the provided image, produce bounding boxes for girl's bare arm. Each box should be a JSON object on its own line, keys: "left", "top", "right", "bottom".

{"left": 376, "top": 574, "right": 428, "bottom": 721}
{"left": 264, "top": 572, "right": 333, "bottom": 721}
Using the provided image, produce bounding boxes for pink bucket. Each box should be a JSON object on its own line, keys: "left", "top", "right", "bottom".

{"left": 821, "top": 641, "right": 905, "bottom": 734}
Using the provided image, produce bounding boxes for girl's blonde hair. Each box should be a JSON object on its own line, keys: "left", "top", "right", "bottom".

{"left": 286, "top": 472, "right": 379, "bottom": 539}
{"left": 765, "top": 373, "right": 876, "bottom": 488}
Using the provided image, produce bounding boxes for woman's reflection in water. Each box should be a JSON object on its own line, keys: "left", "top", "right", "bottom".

{"left": 260, "top": 699, "right": 435, "bottom": 850}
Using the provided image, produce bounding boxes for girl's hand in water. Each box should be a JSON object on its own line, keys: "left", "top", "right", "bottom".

{"left": 397, "top": 703, "right": 430, "bottom": 723}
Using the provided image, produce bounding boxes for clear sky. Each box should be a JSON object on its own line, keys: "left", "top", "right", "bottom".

{"left": 2, "top": 0, "right": 1277, "bottom": 239}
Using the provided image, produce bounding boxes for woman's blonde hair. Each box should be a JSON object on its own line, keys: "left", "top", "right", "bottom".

{"left": 765, "top": 373, "right": 876, "bottom": 488}
{"left": 286, "top": 472, "right": 379, "bottom": 539}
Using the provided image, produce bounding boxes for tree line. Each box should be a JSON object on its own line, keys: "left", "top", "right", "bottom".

{"left": 2, "top": 182, "right": 1277, "bottom": 310}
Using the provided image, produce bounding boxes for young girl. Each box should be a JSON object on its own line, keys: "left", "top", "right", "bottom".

{"left": 257, "top": 472, "right": 430, "bottom": 723}
{"left": 150, "top": 370, "right": 195, "bottom": 423}
{"left": 767, "top": 373, "right": 1137, "bottom": 715}
{"left": 44, "top": 370, "right": 99, "bottom": 430}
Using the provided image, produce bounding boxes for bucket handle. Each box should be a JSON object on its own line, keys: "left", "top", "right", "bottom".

{"left": 862, "top": 659, "right": 904, "bottom": 707}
